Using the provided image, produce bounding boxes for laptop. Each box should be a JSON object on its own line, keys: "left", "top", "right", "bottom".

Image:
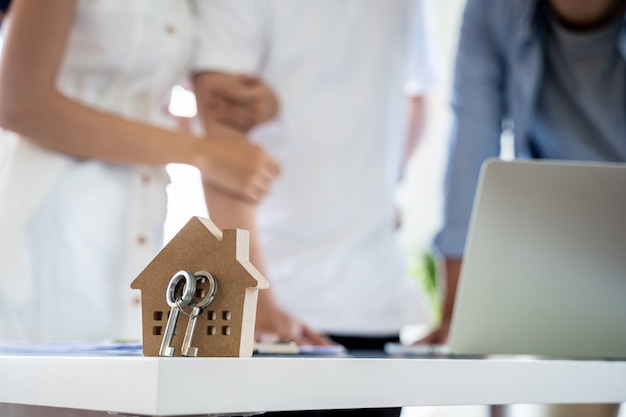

{"left": 448, "top": 158, "right": 626, "bottom": 360}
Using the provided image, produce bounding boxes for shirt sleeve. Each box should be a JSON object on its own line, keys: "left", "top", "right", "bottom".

{"left": 434, "top": 0, "right": 506, "bottom": 257}
{"left": 192, "top": 0, "right": 265, "bottom": 75}
{"left": 404, "top": 0, "right": 439, "bottom": 96}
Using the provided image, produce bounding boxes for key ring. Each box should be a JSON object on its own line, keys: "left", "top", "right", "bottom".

{"left": 166, "top": 270, "right": 197, "bottom": 309}
{"left": 191, "top": 270, "right": 218, "bottom": 308}
{"left": 178, "top": 271, "right": 218, "bottom": 317}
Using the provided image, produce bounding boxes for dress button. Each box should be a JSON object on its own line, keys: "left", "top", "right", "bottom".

{"left": 165, "top": 24, "right": 176, "bottom": 35}
{"left": 137, "top": 235, "right": 147, "bottom": 245}
{"left": 133, "top": 297, "right": 141, "bottom": 306}
{"left": 141, "top": 173, "right": 151, "bottom": 184}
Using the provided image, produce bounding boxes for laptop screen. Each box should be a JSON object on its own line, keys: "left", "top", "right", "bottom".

{"left": 449, "top": 159, "right": 626, "bottom": 360}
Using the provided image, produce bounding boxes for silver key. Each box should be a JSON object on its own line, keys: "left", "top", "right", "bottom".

{"left": 181, "top": 271, "right": 218, "bottom": 357}
{"left": 159, "top": 271, "right": 197, "bottom": 357}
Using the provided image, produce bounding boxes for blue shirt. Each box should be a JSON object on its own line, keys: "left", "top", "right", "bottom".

{"left": 435, "top": 0, "right": 626, "bottom": 257}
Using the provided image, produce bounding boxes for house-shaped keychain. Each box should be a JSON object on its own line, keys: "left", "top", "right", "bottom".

{"left": 131, "top": 216, "right": 269, "bottom": 357}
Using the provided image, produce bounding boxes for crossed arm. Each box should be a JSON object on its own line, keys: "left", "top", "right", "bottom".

{"left": 0, "top": 0, "right": 279, "bottom": 203}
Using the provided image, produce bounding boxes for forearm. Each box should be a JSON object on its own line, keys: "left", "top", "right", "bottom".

{"left": 195, "top": 70, "right": 272, "bottom": 276}
{"left": 441, "top": 258, "right": 462, "bottom": 329}
{"left": 203, "top": 181, "right": 265, "bottom": 265}
{"left": 0, "top": 81, "right": 275, "bottom": 202}
{"left": 202, "top": 179, "right": 285, "bottom": 305}
{"left": 0, "top": 89, "right": 203, "bottom": 168}
{"left": 405, "top": 95, "right": 427, "bottom": 165}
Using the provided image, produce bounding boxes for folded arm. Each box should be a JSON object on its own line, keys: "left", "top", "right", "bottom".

{"left": 0, "top": 0, "right": 278, "bottom": 203}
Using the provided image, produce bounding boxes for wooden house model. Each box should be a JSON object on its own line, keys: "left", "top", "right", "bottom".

{"left": 131, "top": 216, "right": 269, "bottom": 357}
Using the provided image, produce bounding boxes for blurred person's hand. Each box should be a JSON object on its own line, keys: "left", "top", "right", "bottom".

{"left": 412, "top": 323, "right": 450, "bottom": 346}
{"left": 412, "top": 257, "right": 461, "bottom": 346}
{"left": 195, "top": 72, "right": 279, "bottom": 133}
{"left": 255, "top": 290, "right": 335, "bottom": 346}
{"left": 196, "top": 132, "right": 280, "bottom": 203}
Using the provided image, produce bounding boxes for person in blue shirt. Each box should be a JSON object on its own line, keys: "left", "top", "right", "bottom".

{"left": 431, "top": 0, "right": 625, "bottom": 416}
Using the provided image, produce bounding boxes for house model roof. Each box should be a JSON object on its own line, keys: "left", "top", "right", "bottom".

{"left": 131, "top": 216, "right": 269, "bottom": 357}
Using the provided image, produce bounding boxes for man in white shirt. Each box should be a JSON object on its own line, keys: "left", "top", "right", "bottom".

{"left": 192, "top": 2, "right": 437, "bottom": 415}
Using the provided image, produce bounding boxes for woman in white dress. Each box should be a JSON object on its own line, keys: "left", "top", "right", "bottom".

{"left": 0, "top": 1, "right": 279, "bottom": 416}
{"left": 0, "top": 0, "right": 279, "bottom": 343}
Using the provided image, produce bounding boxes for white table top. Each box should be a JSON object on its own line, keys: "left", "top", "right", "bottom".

{"left": 1, "top": 353, "right": 625, "bottom": 416}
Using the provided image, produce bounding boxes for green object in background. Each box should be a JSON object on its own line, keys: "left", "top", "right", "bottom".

{"left": 408, "top": 249, "right": 442, "bottom": 326}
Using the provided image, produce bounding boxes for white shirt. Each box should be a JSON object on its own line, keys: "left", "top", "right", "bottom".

{"left": 195, "top": 0, "right": 438, "bottom": 335}
{"left": 0, "top": 0, "right": 194, "bottom": 342}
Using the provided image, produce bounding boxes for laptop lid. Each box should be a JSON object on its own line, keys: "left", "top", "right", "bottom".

{"left": 448, "top": 159, "right": 626, "bottom": 359}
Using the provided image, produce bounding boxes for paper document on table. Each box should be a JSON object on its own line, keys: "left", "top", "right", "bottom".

{"left": 0, "top": 340, "right": 143, "bottom": 356}
{"left": 384, "top": 342, "right": 451, "bottom": 357}
{"left": 253, "top": 341, "right": 347, "bottom": 356}
{"left": 1, "top": 340, "right": 348, "bottom": 357}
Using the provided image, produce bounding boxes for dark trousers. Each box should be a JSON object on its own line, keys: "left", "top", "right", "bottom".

{"left": 264, "top": 334, "right": 402, "bottom": 417}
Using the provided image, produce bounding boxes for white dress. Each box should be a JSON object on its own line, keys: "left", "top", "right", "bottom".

{"left": 0, "top": 0, "right": 194, "bottom": 342}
